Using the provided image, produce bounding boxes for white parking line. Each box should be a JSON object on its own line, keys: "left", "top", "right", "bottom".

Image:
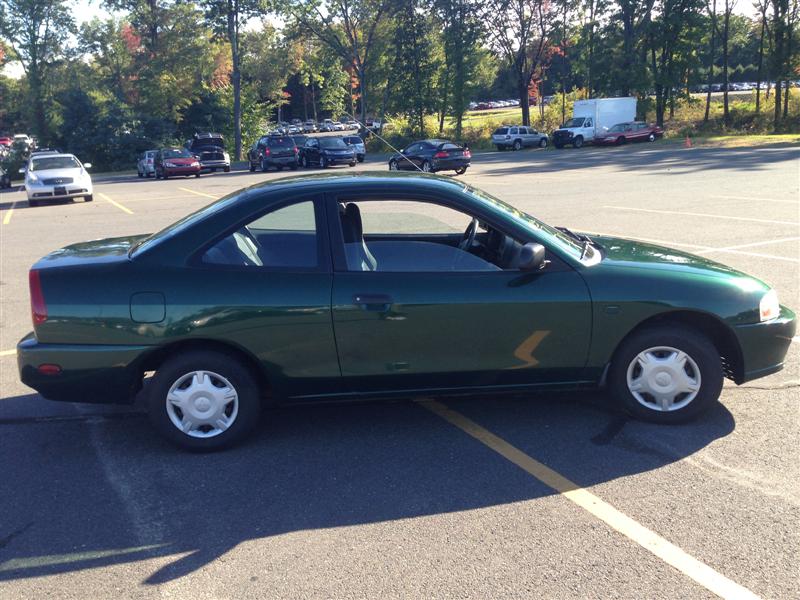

{"left": 421, "top": 400, "right": 761, "bottom": 600}
{"left": 694, "top": 237, "right": 800, "bottom": 253}
{"left": 604, "top": 205, "right": 799, "bottom": 227}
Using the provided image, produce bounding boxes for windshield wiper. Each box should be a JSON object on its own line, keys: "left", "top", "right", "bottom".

{"left": 556, "top": 226, "right": 592, "bottom": 243}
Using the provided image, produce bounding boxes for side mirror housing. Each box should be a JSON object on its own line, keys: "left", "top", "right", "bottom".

{"left": 519, "top": 242, "right": 546, "bottom": 271}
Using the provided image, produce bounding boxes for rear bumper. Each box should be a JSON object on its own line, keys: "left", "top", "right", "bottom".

{"left": 734, "top": 306, "right": 796, "bottom": 383}
{"left": 433, "top": 158, "right": 470, "bottom": 171}
{"left": 17, "top": 333, "right": 150, "bottom": 404}
{"left": 265, "top": 156, "right": 299, "bottom": 166}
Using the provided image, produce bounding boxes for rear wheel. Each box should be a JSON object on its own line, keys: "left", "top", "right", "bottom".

{"left": 389, "top": 159, "right": 398, "bottom": 171}
{"left": 455, "top": 167, "right": 467, "bottom": 175}
{"left": 138, "top": 171, "right": 143, "bottom": 178}
{"left": 146, "top": 350, "right": 262, "bottom": 451}
{"left": 617, "top": 136, "right": 627, "bottom": 145}
{"left": 261, "top": 159, "right": 269, "bottom": 172}
{"left": 608, "top": 326, "right": 723, "bottom": 423}
{"left": 648, "top": 133, "right": 656, "bottom": 142}
{"left": 421, "top": 160, "right": 432, "bottom": 173}
{"left": 320, "top": 156, "right": 329, "bottom": 168}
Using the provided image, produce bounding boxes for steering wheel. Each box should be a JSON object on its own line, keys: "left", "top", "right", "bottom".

{"left": 458, "top": 218, "right": 479, "bottom": 251}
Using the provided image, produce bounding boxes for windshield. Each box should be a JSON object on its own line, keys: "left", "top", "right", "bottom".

{"left": 562, "top": 118, "right": 585, "bottom": 128}
{"left": 607, "top": 123, "right": 627, "bottom": 133}
{"left": 163, "top": 148, "right": 192, "bottom": 159}
{"left": 494, "top": 128, "right": 509, "bottom": 135}
{"left": 320, "top": 138, "right": 348, "bottom": 149}
{"left": 343, "top": 137, "right": 362, "bottom": 144}
{"left": 465, "top": 185, "right": 597, "bottom": 263}
{"left": 30, "top": 156, "right": 80, "bottom": 171}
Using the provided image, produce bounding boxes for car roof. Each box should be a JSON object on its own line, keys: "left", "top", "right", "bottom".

{"left": 31, "top": 153, "right": 76, "bottom": 160}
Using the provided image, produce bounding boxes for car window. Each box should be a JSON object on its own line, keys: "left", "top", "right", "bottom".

{"left": 585, "top": 119, "right": 593, "bottom": 127}
{"left": 404, "top": 143, "right": 420, "bottom": 153}
{"left": 519, "top": 127, "right": 527, "bottom": 134}
{"left": 202, "top": 201, "right": 318, "bottom": 268}
{"left": 441, "top": 143, "right": 461, "bottom": 150}
{"left": 162, "top": 148, "right": 192, "bottom": 159}
{"left": 494, "top": 128, "right": 508, "bottom": 135}
{"left": 268, "top": 137, "right": 294, "bottom": 148}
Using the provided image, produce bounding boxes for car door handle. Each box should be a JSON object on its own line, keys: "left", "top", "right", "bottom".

{"left": 353, "top": 293, "right": 394, "bottom": 310}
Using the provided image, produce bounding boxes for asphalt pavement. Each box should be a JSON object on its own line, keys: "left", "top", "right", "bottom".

{"left": 0, "top": 142, "right": 798, "bottom": 599}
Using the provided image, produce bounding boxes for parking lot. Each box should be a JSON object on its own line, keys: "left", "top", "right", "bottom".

{"left": 0, "top": 144, "right": 798, "bottom": 598}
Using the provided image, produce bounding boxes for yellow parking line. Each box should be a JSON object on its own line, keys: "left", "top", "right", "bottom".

{"left": 0, "top": 349, "right": 16, "bottom": 357}
{"left": 98, "top": 192, "right": 133, "bottom": 215}
{"left": 604, "top": 205, "right": 798, "bottom": 227}
{"left": 2, "top": 201, "right": 17, "bottom": 225}
{"left": 419, "top": 399, "right": 760, "bottom": 600}
{"left": 178, "top": 187, "right": 219, "bottom": 200}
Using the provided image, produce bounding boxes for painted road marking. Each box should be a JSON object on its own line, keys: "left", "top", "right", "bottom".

{"left": 0, "top": 349, "right": 16, "bottom": 357}
{"left": 2, "top": 201, "right": 17, "bottom": 225}
{"left": 601, "top": 234, "right": 800, "bottom": 263}
{"left": 178, "top": 187, "right": 219, "bottom": 200}
{"left": 711, "top": 195, "right": 799, "bottom": 205}
{"left": 604, "top": 205, "right": 798, "bottom": 227}
{"left": 99, "top": 193, "right": 133, "bottom": 215}
{"left": 420, "top": 399, "right": 761, "bottom": 600}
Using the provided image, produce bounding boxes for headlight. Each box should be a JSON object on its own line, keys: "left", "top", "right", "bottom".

{"left": 223, "top": 152, "right": 230, "bottom": 160}
{"left": 164, "top": 161, "right": 177, "bottom": 168}
{"left": 759, "top": 289, "right": 780, "bottom": 321}
{"left": 191, "top": 161, "right": 200, "bottom": 167}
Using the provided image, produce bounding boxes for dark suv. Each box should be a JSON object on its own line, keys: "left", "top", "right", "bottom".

{"left": 247, "top": 135, "right": 300, "bottom": 172}
{"left": 187, "top": 133, "right": 230, "bottom": 173}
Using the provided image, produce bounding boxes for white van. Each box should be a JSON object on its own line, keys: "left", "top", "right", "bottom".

{"left": 552, "top": 98, "right": 637, "bottom": 148}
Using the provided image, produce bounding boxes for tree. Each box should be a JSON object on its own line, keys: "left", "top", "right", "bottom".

{"left": 281, "top": 0, "right": 394, "bottom": 124}
{"left": 481, "top": 0, "right": 559, "bottom": 126}
{"left": 201, "top": 0, "right": 268, "bottom": 160}
{"left": 0, "top": 0, "right": 75, "bottom": 139}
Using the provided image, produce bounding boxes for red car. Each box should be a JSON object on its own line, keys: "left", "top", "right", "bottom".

{"left": 154, "top": 147, "right": 202, "bottom": 179}
{"left": 0, "top": 137, "right": 12, "bottom": 147}
{"left": 595, "top": 121, "right": 664, "bottom": 145}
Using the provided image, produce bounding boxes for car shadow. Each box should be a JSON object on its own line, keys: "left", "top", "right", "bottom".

{"left": 0, "top": 390, "right": 735, "bottom": 584}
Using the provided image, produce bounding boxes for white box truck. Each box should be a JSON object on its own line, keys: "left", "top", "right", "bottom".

{"left": 552, "top": 97, "right": 637, "bottom": 148}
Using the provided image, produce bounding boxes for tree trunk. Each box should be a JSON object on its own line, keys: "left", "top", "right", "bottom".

{"left": 438, "top": 74, "right": 449, "bottom": 135}
{"left": 755, "top": 14, "right": 765, "bottom": 113}
{"left": 587, "top": 0, "right": 595, "bottom": 98}
{"left": 358, "top": 64, "right": 368, "bottom": 126}
{"left": 704, "top": 0, "right": 717, "bottom": 123}
{"left": 519, "top": 78, "right": 531, "bottom": 126}
{"left": 722, "top": 3, "right": 730, "bottom": 126}
{"left": 228, "top": 0, "right": 242, "bottom": 161}
{"left": 311, "top": 81, "right": 318, "bottom": 122}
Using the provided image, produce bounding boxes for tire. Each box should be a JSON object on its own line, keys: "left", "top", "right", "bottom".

{"left": 455, "top": 167, "right": 467, "bottom": 175}
{"left": 389, "top": 159, "right": 398, "bottom": 171}
{"left": 607, "top": 325, "right": 723, "bottom": 424}
{"left": 223, "top": 166, "right": 230, "bottom": 173}
{"left": 276, "top": 165, "right": 283, "bottom": 171}
{"left": 421, "top": 160, "right": 432, "bottom": 173}
{"left": 320, "top": 156, "right": 328, "bottom": 168}
{"left": 539, "top": 138, "right": 548, "bottom": 148}
{"left": 146, "top": 350, "right": 262, "bottom": 451}
{"left": 357, "top": 156, "right": 364, "bottom": 163}
{"left": 573, "top": 136, "right": 584, "bottom": 148}
{"left": 261, "top": 159, "right": 268, "bottom": 173}
{"left": 554, "top": 142, "right": 564, "bottom": 149}
{"left": 648, "top": 133, "right": 656, "bottom": 142}
{"left": 138, "top": 171, "right": 143, "bottom": 178}
{"left": 513, "top": 139, "right": 522, "bottom": 151}
{"left": 617, "top": 137, "right": 627, "bottom": 145}
{"left": 163, "top": 171, "right": 169, "bottom": 180}
{"left": 249, "top": 163, "right": 256, "bottom": 172}
{"left": 84, "top": 195, "right": 93, "bottom": 202}
{"left": 349, "top": 162, "right": 356, "bottom": 167}
{"left": 195, "top": 173, "right": 201, "bottom": 178}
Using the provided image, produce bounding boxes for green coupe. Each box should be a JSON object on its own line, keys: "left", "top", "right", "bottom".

{"left": 17, "top": 173, "right": 796, "bottom": 450}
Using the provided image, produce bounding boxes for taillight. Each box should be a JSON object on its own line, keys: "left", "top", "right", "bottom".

{"left": 147, "top": 158, "right": 153, "bottom": 164}
{"left": 294, "top": 147, "right": 299, "bottom": 154}
{"left": 264, "top": 148, "right": 271, "bottom": 156}
{"left": 433, "top": 151, "right": 449, "bottom": 159}
{"left": 464, "top": 150, "right": 471, "bottom": 158}
{"left": 29, "top": 269, "right": 47, "bottom": 325}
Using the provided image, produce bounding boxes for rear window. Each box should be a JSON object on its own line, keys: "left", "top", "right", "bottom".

{"left": 343, "top": 137, "right": 362, "bottom": 144}
{"left": 268, "top": 137, "right": 295, "bottom": 148}
{"left": 320, "top": 138, "right": 348, "bottom": 149}
{"left": 494, "top": 128, "right": 508, "bottom": 135}
{"left": 442, "top": 143, "right": 461, "bottom": 150}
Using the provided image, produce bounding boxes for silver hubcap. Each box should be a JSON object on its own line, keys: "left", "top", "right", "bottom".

{"left": 389, "top": 161, "right": 397, "bottom": 170}
{"left": 422, "top": 162, "right": 431, "bottom": 172}
{"left": 165, "top": 370, "right": 238, "bottom": 438}
{"left": 626, "top": 346, "right": 701, "bottom": 412}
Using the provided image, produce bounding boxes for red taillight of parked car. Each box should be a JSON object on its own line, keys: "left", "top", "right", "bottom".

{"left": 433, "top": 151, "right": 450, "bottom": 159}
{"left": 29, "top": 269, "right": 47, "bottom": 326}
{"left": 294, "top": 147, "right": 299, "bottom": 154}
{"left": 264, "top": 148, "right": 271, "bottom": 156}
{"left": 464, "top": 150, "right": 471, "bottom": 158}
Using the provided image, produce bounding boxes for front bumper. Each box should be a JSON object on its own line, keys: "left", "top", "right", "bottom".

{"left": 27, "top": 184, "right": 92, "bottom": 200}
{"left": 552, "top": 131, "right": 574, "bottom": 145}
{"left": 323, "top": 154, "right": 356, "bottom": 165}
{"left": 165, "top": 166, "right": 201, "bottom": 176}
{"left": 734, "top": 305, "right": 796, "bottom": 383}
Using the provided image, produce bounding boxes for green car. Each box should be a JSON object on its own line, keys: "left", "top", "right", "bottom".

{"left": 17, "top": 173, "right": 796, "bottom": 450}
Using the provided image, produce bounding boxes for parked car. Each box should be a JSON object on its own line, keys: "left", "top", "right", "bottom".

{"left": 248, "top": 135, "right": 299, "bottom": 172}
{"left": 594, "top": 122, "right": 664, "bottom": 145}
{"left": 300, "top": 136, "right": 356, "bottom": 168}
{"left": 0, "top": 137, "right": 12, "bottom": 147}
{"left": 21, "top": 153, "right": 93, "bottom": 207}
{"left": 388, "top": 139, "right": 470, "bottom": 174}
{"left": 320, "top": 119, "right": 336, "bottom": 132}
{"left": 346, "top": 120, "right": 360, "bottom": 130}
{"left": 332, "top": 122, "right": 345, "bottom": 132}
{"left": 303, "top": 120, "right": 317, "bottom": 133}
{"left": 492, "top": 126, "right": 549, "bottom": 151}
{"left": 290, "top": 134, "right": 308, "bottom": 149}
{"left": 343, "top": 135, "right": 366, "bottom": 162}
{"left": 16, "top": 173, "right": 795, "bottom": 450}
{"left": 137, "top": 149, "right": 159, "bottom": 178}
{"left": 187, "top": 133, "right": 230, "bottom": 173}
{"left": 13, "top": 134, "right": 34, "bottom": 150}
{"left": 154, "top": 147, "right": 202, "bottom": 179}
{"left": 0, "top": 165, "right": 11, "bottom": 189}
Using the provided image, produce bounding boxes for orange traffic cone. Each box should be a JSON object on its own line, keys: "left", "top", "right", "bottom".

{"left": 684, "top": 135, "right": 692, "bottom": 148}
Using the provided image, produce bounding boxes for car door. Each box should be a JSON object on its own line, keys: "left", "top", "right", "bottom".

{"left": 518, "top": 127, "right": 529, "bottom": 146}
{"left": 327, "top": 192, "right": 593, "bottom": 394}
{"left": 583, "top": 118, "right": 594, "bottom": 140}
{"left": 399, "top": 144, "right": 421, "bottom": 170}
{"left": 305, "top": 138, "right": 320, "bottom": 164}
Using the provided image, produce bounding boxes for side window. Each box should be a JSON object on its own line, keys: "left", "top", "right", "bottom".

{"left": 584, "top": 119, "right": 593, "bottom": 128}
{"left": 519, "top": 127, "right": 527, "bottom": 135}
{"left": 509, "top": 128, "right": 518, "bottom": 135}
{"left": 202, "top": 201, "right": 319, "bottom": 269}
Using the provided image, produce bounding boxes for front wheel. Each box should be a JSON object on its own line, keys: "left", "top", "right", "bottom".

{"left": 389, "top": 159, "right": 398, "bottom": 171}
{"left": 454, "top": 167, "right": 467, "bottom": 175}
{"left": 146, "top": 350, "right": 262, "bottom": 451}
{"left": 648, "top": 133, "right": 656, "bottom": 142}
{"left": 513, "top": 140, "right": 522, "bottom": 151}
{"left": 573, "top": 136, "right": 584, "bottom": 148}
{"left": 357, "top": 156, "right": 364, "bottom": 163}
{"left": 223, "top": 166, "right": 230, "bottom": 173}
{"left": 84, "top": 195, "right": 93, "bottom": 202}
{"left": 320, "top": 156, "right": 328, "bottom": 168}
{"left": 539, "top": 138, "right": 548, "bottom": 148}
{"left": 607, "top": 326, "right": 723, "bottom": 423}
{"left": 138, "top": 171, "right": 143, "bottom": 178}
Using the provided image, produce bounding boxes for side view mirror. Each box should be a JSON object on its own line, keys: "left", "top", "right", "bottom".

{"left": 519, "top": 242, "right": 546, "bottom": 271}
{"left": 83, "top": 162, "right": 92, "bottom": 169}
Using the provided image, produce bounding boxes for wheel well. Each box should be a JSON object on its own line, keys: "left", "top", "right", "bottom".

{"left": 615, "top": 311, "right": 744, "bottom": 383}
{"left": 138, "top": 339, "right": 272, "bottom": 399}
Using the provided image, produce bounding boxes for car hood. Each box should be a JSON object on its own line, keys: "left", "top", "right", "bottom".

{"left": 34, "top": 235, "right": 149, "bottom": 269}
{"left": 589, "top": 233, "right": 766, "bottom": 286}
{"left": 29, "top": 167, "right": 87, "bottom": 179}
{"left": 164, "top": 157, "right": 197, "bottom": 165}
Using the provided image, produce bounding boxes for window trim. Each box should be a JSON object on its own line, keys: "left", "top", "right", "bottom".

{"left": 187, "top": 194, "right": 331, "bottom": 274}
{"left": 324, "top": 192, "right": 574, "bottom": 275}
